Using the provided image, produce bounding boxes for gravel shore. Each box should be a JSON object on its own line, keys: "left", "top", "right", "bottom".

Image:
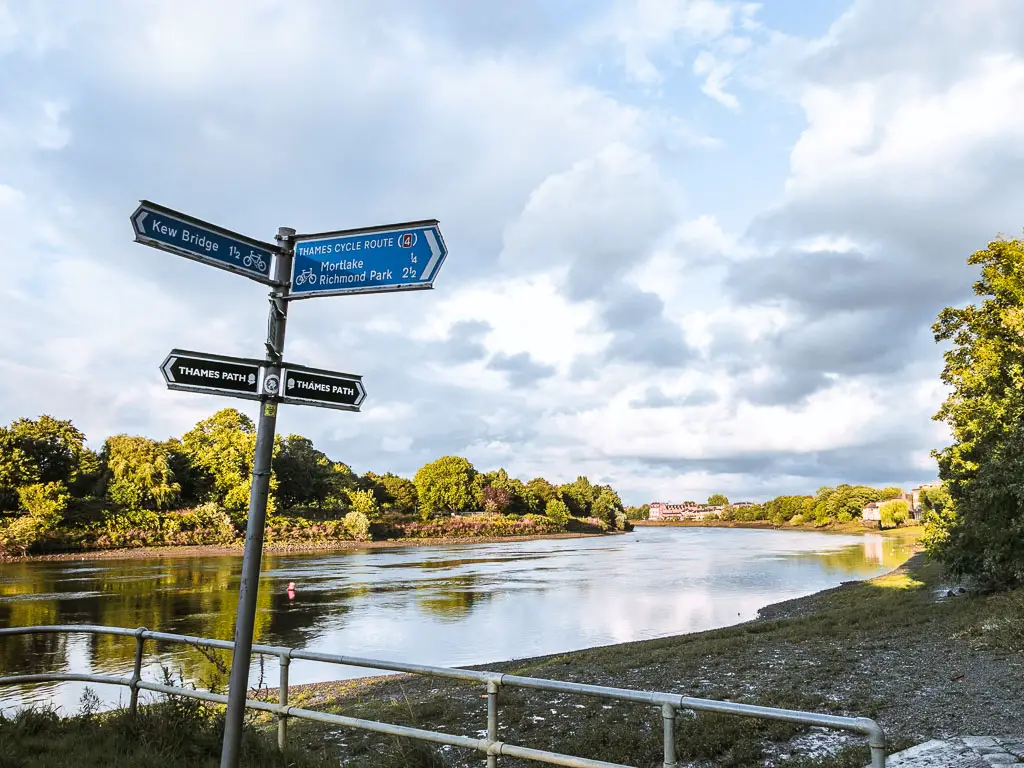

{"left": 278, "top": 552, "right": 1024, "bottom": 767}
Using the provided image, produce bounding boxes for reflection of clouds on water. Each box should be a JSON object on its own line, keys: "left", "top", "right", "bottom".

{"left": 0, "top": 528, "right": 914, "bottom": 711}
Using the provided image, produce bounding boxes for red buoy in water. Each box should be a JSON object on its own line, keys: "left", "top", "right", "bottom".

{"left": 287, "top": 581, "right": 296, "bottom": 599}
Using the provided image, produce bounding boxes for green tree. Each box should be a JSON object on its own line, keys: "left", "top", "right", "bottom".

{"left": 929, "top": 236, "right": 1024, "bottom": 588}
{"left": 545, "top": 498, "right": 570, "bottom": 529}
{"left": 559, "top": 476, "right": 595, "bottom": 517}
{"left": 378, "top": 473, "right": 418, "bottom": 516}
{"left": 182, "top": 408, "right": 269, "bottom": 516}
{"left": 0, "top": 482, "right": 70, "bottom": 555}
{"left": 101, "top": 435, "right": 181, "bottom": 511}
{"left": 625, "top": 504, "right": 650, "bottom": 521}
{"left": 0, "top": 415, "right": 88, "bottom": 510}
{"left": 273, "top": 435, "right": 340, "bottom": 510}
{"left": 593, "top": 485, "right": 625, "bottom": 530}
{"left": 525, "top": 478, "right": 558, "bottom": 511}
{"left": 707, "top": 493, "right": 729, "bottom": 506}
{"left": 414, "top": 456, "right": 476, "bottom": 519}
{"left": 880, "top": 499, "right": 909, "bottom": 530}
{"left": 879, "top": 486, "right": 905, "bottom": 501}
{"left": 345, "top": 488, "right": 381, "bottom": 521}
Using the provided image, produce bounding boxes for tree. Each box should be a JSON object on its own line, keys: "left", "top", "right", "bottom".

{"left": 346, "top": 488, "right": 381, "bottom": 521}
{"left": 545, "top": 498, "right": 571, "bottom": 528}
{"left": 928, "top": 237, "right": 1024, "bottom": 588}
{"left": 879, "top": 487, "right": 905, "bottom": 501}
{"left": 414, "top": 456, "right": 476, "bottom": 519}
{"left": 0, "top": 482, "right": 70, "bottom": 554}
{"left": 592, "top": 485, "right": 625, "bottom": 530}
{"left": 707, "top": 494, "right": 729, "bottom": 506}
{"left": 102, "top": 435, "right": 180, "bottom": 511}
{"left": 526, "top": 478, "right": 558, "bottom": 511}
{"left": 625, "top": 504, "right": 650, "bottom": 521}
{"left": 182, "top": 408, "right": 267, "bottom": 516}
{"left": 378, "top": 473, "right": 418, "bottom": 516}
{"left": 880, "top": 500, "right": 909, "bottom": 530}
{"left": 273, "top": 435, "right": 345, "bottom": 510}
{"left": 482, "top": 484, "right": 511, "bottom": 514}
{"left": 559, "top": 476, "right": 595, "bottom": 517}
{"left": 0, "top": 415, "right": 88, "bottom": 510}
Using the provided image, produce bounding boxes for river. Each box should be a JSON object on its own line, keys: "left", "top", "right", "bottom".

{"left": 0, "top": 526, "right": 914, "bottom": 713}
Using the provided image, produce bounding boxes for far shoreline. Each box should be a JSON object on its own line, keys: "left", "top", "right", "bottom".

{"left": 632, "top": 518, "right": 921, "bottom": 535}
{"left": 0, "top": 530, "right": 619, "bottom": 565}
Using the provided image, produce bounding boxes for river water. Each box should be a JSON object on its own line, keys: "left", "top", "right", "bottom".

{"left": 0, "top": 526, "right": 913, "bottom": 713}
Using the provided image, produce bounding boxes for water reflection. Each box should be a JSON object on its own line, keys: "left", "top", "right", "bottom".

{"left": 0, "top": 527, "right": 914, "bottom": 712}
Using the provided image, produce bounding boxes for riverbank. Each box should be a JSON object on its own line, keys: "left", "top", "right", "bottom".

{"left": 276, "top": 550, "right": 1023, "bottom": 767}
{"left": 0, "top": 530, "right": 612, "bottom": 564}
{"left": 633, "top": 519, "right": 921, "bottom": 535}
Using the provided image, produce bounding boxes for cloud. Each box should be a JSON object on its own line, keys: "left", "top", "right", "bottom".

{"left": 630, "top": 386, "right": 719, "bottom": 409}
{"left": 486, "top": 352, "right": 556, "bottom": 388}
{"left": 0, "top": 0, "right": 1009, "bottom": 507}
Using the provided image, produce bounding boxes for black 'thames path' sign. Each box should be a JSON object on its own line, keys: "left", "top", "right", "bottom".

{"left": 281, "top": 364, "right": 365, "bottom": 411}
{"left": 160, "top": 350, "right": 264, "bottom": 400}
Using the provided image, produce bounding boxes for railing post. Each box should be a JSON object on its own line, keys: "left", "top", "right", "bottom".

{"left": 129, "top": 627, "right": 147, "bottom": 717}
{"left": 661, "top": 703, "right": 677, "bottom": 768}
{"left": 486, "top": 679, "right": 500, "bottom": 767}
{"left": 278, "top": 653, "right": 290, "bottom": 751}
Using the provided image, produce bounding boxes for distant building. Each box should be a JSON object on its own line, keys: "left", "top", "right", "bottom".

{"left": 861, "top": 490, "right": 918, "bottom": 523}
{"left": 649, "top": 502, "right": 708, "bottom": 521}
{"left": 911, "top": 482, "right": 942, "bottom": 512}
{"left": 648, "top": 500, "right": 754, "bottom": 521}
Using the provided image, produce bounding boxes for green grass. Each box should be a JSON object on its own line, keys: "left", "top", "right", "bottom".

{"left": 0, "top": 696, "right": 338, "bottom": 768}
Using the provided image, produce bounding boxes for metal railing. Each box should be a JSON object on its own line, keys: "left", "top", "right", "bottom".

{"left": 0, "top": 625, "right": 887, "bottom": 767}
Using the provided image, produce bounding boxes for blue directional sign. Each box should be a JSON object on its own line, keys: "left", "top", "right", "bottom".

{"left": 288, "top": 220, "right": 447, "bottom": 299}
{"left": 131, "top": 200, "right": 278, "bottom": 285}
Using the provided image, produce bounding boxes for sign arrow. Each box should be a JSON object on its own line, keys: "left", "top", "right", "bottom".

{"left": 287, "top": 219, "right": 447, "bottom": 300}
{"left": 280, "top": 363, "right": 365, "bottom": 411}
{"left": 159, "top": 349, "right": 265, "bottom": 401}
{"left": 132, "top": 200, "right": 279, "bottom": 286}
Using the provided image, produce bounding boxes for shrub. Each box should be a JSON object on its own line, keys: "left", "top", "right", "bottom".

{"left": 343, "top": 510, "right": 371, "bottom": 541}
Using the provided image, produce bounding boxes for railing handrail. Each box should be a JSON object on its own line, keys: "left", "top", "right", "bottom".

{"left": 0, "top": 624, "right": 887, "bottom": 767}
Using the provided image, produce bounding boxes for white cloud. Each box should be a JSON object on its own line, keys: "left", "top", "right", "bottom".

{"left": 4, "top": 0, "right": 1014, "bottom": 505}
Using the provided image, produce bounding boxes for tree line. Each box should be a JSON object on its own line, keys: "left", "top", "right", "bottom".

{"left": 626, "top": 485, "right": 922, "bottom": 528}
{"left": 0, "top": 407, "right": 629, "bottom": 556}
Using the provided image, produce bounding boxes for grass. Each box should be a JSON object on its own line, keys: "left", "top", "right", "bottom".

{"left": 0, "top": 695, "right": 338, "bottom": 768}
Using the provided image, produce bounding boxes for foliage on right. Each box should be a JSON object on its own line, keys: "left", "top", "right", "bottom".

{"left": 927, "top": 236, "right": 1024, "bottom": 589}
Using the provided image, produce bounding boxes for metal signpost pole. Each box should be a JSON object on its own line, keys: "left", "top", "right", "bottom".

{"left": 219, "top": 227, "right": 294, "bottom": 768}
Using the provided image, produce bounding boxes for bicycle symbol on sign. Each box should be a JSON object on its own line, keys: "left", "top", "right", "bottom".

{"left": 294, "top": 267, "right": 317, "bottom": 286}
{"left": 242, "top": 251, "right": 267, "bottom": 272}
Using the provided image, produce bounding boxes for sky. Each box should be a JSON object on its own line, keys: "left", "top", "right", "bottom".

{"left": 1, "top": 0, "right": 1022, "bottom": 506}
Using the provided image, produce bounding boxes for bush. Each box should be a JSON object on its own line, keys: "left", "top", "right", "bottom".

{"left": 397, "top": 513, "right": 562, "bottom": 539}
{"left": 0, "top": 483, "right": 71, "bottom": 555}
{"left": 343, "top": 510, "right": 371, "bottom": 541}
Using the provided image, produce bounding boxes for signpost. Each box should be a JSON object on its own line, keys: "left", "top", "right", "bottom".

{"left": 288, "top": 219, "right": 447, "bottom": 298}
{"left": 133, "top": 201, "right": 444, "bottom": 768}
{"left": 281, "top": 363, "right": 365, "bottom": 411}
{"left": 132, "top": 200, "right": 278, "bottom": 285}
{"left": 160, "top": 349, "right": 264, "bottom": 400}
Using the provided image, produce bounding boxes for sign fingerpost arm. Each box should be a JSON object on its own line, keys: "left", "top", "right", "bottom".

{"left": 219, "top": 226, "right": 294, "bottom": 768}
